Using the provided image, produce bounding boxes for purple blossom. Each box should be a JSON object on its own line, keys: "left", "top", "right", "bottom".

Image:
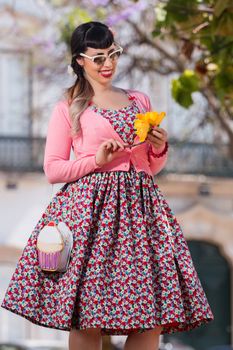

{"left": 90, "top": 0, "right": 109, "bottom": 6}
{"left": 28, "top": 36, "right": 56, "bottom": 54}
{"left": 107, "top": 0, "right": 147, "bottom": 26}
{"left": 34, "top": 65, "right": 46, "bottom": 74}
{"left": 42, "top": 40, "right": 56, "bottom": 54}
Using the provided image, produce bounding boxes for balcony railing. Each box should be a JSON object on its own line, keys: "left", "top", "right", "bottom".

{"left": 163, "top": 139, "right": 233, "bottom": 178}
{"left": 0, "top": 136, "right": 233, "bottom": 177}
{"left": 0, "top": 136, "right": 45, "bottom": 172}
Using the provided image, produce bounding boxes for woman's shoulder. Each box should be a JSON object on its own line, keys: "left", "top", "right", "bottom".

{"left": 53, "top": 98, "right": 69, "bottom": 111}
{"left": 125, "top": 88, "right": 151, "bottom": 103}
{"left": 124, "top": 88, "right": 151, "bottom": 111}
{"left": 50, "top": 99, "right": 71, "bottom": 127}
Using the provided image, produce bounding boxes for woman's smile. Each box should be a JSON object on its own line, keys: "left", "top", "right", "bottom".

{"left": 99, "top": 69, "right": 113, "bottom": 78}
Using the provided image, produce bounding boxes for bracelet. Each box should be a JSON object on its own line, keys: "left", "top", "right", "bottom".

{"left": 148, "top": 141, "right": 168, "bottom": 158}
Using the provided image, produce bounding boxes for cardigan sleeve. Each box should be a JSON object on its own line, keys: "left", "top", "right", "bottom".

{"left": 143, "top": 93, "right": 168, "bottom": 176}
{"left": 43, "top": 101, "right": 101, "bottom": 184}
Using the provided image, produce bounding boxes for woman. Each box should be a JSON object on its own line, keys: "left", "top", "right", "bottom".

{"left": 1, "top": 21, "right": 214, "bottom": 350}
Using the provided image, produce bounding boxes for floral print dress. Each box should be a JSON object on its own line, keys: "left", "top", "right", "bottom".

{"left": 1, "top": 95, "right": 214, "bottom": 336}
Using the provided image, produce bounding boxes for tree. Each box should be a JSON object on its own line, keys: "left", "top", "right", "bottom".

{"left": 153, "top": 0, "right": 233, "bottom": 156}
{"left": 51, "top": 0, "right": 233, "bottom": 157}
{"left": 4, "top": 0, "right": 232, "bottom": 157}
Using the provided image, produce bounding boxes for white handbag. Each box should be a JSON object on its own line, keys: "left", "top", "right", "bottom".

{"left": 36, "top": 221, "right": 73, "bottom": 272}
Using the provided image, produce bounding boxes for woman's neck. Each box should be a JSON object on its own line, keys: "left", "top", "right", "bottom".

{"left": 84, "top": 73, "right": 115, "bottom": 96}
{"left": 92, "top": 82, "right": 116, "bottom": 96}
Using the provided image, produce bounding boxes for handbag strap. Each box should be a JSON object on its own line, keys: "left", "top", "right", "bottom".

{"left": 55, "top": 224, "right": 64, "bottom": 244}
{"left": 47, "top": 185, "right": 65, "bottom": 245}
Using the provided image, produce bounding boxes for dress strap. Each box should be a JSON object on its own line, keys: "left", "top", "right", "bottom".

{"left": 119, "top": 88, "right": 136, "bottom": 101}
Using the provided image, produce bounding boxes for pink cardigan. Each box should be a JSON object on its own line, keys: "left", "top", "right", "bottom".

{"left": 43, "top": 89, "right": 168, "bottom": 184}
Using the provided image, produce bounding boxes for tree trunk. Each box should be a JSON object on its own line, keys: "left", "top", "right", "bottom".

{"left": 202, "top": 88, "right": 233, "bottom": 160}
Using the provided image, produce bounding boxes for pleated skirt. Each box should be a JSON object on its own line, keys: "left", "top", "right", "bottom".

{"left": 1, "top": 165, "right": 214, "bottom": 336}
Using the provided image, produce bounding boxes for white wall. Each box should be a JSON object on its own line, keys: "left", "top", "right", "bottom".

{"left": 0, "top": 51, "right": 31, "bottom": 136}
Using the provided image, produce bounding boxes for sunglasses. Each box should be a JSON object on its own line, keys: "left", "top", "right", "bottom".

{"left": 79, "top": 46, "right": 123, "bottom": 66}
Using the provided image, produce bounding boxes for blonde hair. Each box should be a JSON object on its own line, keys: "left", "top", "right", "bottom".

{"left": 65, "top": 76, "right": 94, "bottom": 137}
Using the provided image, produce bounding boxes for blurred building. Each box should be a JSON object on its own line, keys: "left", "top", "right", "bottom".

{"left": 0, "top": 1, "right": 233, "bottom": 350}
{"left": 0, "top": 0, "right": 68, "bottom": 346}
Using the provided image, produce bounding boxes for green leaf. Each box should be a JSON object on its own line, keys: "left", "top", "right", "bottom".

{"left": 69, "top": 8, "right": 92, "bottom": 25}
{"left": 179, "top": 70, "right": 200, "bottom": 92}
{"left": 151, "top": 0, "right": 233, "bottom": 121}
{"left": 152, "top": 27, "right": 162, "bottom": 37}
{"left": 96, "top": 7, "right": 107, "bottom": 20}
{"left": 155, "top": 4, "right": 167, "bottom": 22}
{"left": 171, "top": 78, "right": 194, "bottom": 108}
{"left": 165, "top": 0, "right": 198, "bottom": 23}
{"left": 171, "top": 79, "right": 182, "bottom": 100}
{"left": 214, "top": 68, "right": 233, "bottom": 93}
{"left": 214, "top": 0, "right": 232, "bottom": 17}
{"left": 171, "top": 70, "right": 199, "bottom": 108}
{"left": 214, "top": 12, "right": 233, "bottom": 36}
{"left": 58, "top": 8, "right": 92, "bottom": 47}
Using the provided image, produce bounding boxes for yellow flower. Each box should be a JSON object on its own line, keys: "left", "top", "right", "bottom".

{"left": 146, "top": 111, "right": 166, "bottom": 126}
{"left": 134, "top": 119, "right": 150, "bottom": 142}
{"left": 134, "top": 111, "right": 166, "bottom": 142}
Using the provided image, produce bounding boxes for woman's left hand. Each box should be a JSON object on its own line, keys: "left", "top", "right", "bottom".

{"left": 146, "top": 126, "right": 168, "bottom": 149}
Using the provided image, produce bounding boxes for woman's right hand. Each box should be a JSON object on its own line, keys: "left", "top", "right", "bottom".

{"left": 95, "top": 139, "right": 126, "bottom": 167}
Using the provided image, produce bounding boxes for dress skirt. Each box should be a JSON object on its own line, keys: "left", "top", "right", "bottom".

{"left": 1, "top": 165, "right": 214, "bottom": 336}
